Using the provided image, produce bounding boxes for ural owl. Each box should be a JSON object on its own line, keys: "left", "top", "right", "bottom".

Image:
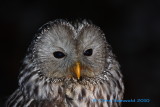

{"left": 6, "top": 19, "right": 124, "bottom": 107}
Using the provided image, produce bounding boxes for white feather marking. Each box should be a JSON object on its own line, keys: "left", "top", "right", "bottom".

{"left": 13, "top": 96, "right": 23, "bottom": 107}
{"left": 24, "top": 99, "right": 34, "bottom": 107}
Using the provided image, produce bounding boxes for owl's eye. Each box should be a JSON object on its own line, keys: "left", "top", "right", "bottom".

{"left": 53, "top": 51, "right": 65, "bottom": 59}
{"left": 83, "top": 49, "right": 93, "bottom": 56}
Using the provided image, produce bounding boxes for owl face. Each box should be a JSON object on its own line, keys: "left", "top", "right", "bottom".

{"left": 32, "top": 20, "right": 108, "bottom": 80}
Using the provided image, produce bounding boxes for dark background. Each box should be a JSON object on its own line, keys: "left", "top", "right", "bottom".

{"left": 0, "top": 0, "right": 160, "bottom": 107}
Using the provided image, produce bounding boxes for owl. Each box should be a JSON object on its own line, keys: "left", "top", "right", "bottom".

{"left": 6, "top": 19, "right": 124, "bottom": 107}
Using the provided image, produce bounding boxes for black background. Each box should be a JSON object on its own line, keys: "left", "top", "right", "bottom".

{"left": 0, "top": 0, "right": 160, "bottom": 107}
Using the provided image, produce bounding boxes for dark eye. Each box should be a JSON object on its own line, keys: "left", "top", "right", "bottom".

{"left": 83, "top": 49, "right": 93, "bottom": 56}
{"left": 53, "top": 51, "right": 65, "bottom": 59}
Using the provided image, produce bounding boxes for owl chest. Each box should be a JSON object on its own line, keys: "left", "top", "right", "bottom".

{"left": 51, "top": 82, "right": 112, "bottom": 107}
{"left": 30, "top": 81, "right": 116, "bottom": 107}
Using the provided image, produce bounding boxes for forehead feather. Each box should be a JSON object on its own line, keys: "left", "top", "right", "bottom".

{"left": 32, "top": 20, "right": 105, "bottom": 52}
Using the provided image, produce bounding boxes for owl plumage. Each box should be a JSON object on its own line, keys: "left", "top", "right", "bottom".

{"left": 6, "top": 19, "right": 124, "bottom": 107}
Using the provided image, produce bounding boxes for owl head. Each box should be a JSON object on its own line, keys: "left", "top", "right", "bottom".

{"left": 21, "top": 19, "right": 109, "bottom": 82}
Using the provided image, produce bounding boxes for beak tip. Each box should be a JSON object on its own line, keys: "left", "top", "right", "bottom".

{"left": 77, "top": 76, "right": 80, "bottom": 80}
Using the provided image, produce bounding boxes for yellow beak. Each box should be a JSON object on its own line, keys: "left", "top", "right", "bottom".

{"left": 74, "top": 62, "right": 81, "bottom": 79}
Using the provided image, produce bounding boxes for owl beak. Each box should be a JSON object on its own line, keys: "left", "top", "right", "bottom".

{"left": 73, "top": 62, "right": 81, "bottom": 80}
